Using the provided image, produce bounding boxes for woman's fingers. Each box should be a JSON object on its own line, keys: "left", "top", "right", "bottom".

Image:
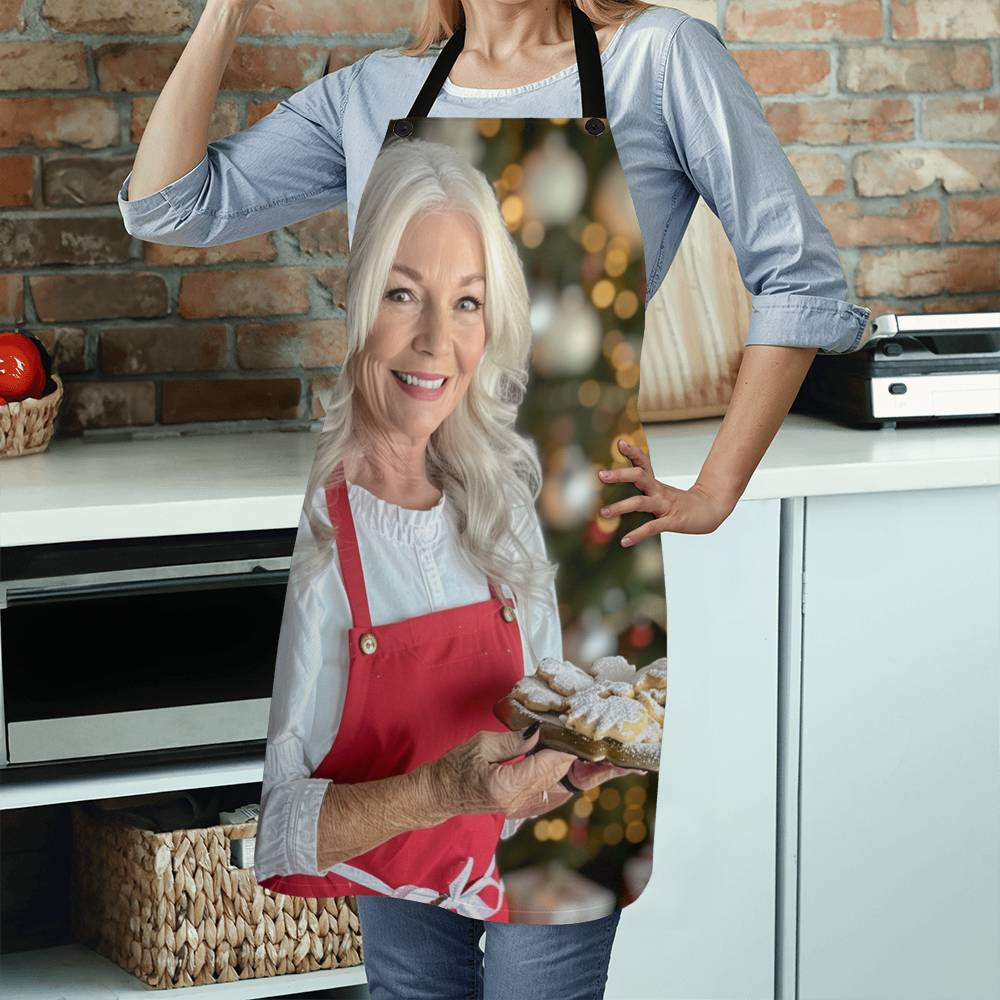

{"left": 599, "top": 492, "right": 664, "bottom": 519}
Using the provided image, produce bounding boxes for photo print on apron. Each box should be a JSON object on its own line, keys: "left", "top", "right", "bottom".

{"left": 258, "top": 1, "right": 665, "bottom": 925}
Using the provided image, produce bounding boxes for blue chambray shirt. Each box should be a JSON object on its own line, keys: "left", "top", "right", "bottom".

{"left": 117, "top": 7, "right": 871, "bottom": 354}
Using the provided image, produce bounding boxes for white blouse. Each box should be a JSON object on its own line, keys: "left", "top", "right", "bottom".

{"left": 253, "top": 478, "right": 562, "bottom": 883}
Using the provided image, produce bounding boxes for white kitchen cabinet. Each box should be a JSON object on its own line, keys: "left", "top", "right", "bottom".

{"left": 795, "top": 486, "right": 1000, "bottom": 1000}
{"left": 608, "top": 415, "right": 1000, "bottom": 1000}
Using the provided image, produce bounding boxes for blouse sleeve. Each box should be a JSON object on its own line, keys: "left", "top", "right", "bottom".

{"left": 117, "top": 56, "right": 370, "bottom": 247}
{"left": 254, "top": 503, "right": 340, "bottom": 881}
{"left": 660, "top": 16, "right": 870, "bottom": 354}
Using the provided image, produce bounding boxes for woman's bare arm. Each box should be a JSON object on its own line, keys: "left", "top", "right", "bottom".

{"left": 127, "top": 0, "right": 254, "bottom": 201}
{"left": 693, "top": 344, "right": 819, "bottom": 510}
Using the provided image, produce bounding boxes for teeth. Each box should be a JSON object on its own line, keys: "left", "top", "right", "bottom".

{"left": 394, "top": 371, "right": 446, "bottom": 389}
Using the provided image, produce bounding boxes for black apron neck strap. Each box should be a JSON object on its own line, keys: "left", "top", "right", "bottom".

{"left": 403, "top": 2, "right": 607, "bottom": 125}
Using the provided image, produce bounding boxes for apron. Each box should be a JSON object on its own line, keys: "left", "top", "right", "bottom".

{"left": 258, "top": 464, "right": 524, "bottom": 921}
{"left": 261, "top": 1, "right": 658, "bottom": 925}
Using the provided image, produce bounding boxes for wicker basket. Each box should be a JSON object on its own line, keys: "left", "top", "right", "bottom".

{"left": 0, "top": 372, "right": 64, "bottom": 458}
{"left": 70, "top": 803, "right": 364, "bottom": 989}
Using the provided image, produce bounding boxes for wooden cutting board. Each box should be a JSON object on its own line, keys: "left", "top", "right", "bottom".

{"left": 638, "top": 196, "right": 751, "bottom": 422}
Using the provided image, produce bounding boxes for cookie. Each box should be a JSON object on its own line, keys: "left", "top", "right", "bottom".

{"left": 589, "top": 654, "right": 637, "bottom": 684}
{"left": 559, "top": 692, "right": 648, "bottom": 743}
{"left": 511, "top": 675, "right": 567, "bottom": 712}
{"left": 536, "top": 656, "right": 595, "bottom": 696}
{"left": 635, "top": 689, "right": 664, "bottom": 725}
{"left": 634, "top": 659, "right": 667, "bottom": 693}
{"left": 635, "top": 715, "right": 662, "bottom": 746}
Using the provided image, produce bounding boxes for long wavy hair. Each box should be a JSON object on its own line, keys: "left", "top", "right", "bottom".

{"left": 402, "top": 0, "right": 656, "bottom": 55}
{"left": 296, "top": 137, "right": 559, "bottom": 667}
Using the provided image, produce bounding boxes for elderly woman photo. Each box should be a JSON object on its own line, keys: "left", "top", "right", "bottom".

{"left": 253, "top": 136, "right": 634, "bottom": 994}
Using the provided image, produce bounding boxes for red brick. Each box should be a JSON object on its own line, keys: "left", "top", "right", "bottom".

{"left": 42, "top": 155, "right": 133, "bottom": 207}
{"left": 731, "top": 48, "right": 830, "bottom": 96}
{"left": 100, "top": 325, "right": 228, "bottom": 374}
{"left": 41, "top": 0, "right": 191, "bottom": 33}
{"left": 0, "top": 274, "right": 25, "bottom": 323}
{"left": 288, "top": 209, "right": 350, "bottom": 257}
{"left": 314, "top": 267, "right": 347, "bottom": 310}
{"left": 236, "top": 320, "right": 348, "bottom": 369}
{"left": 0, "top": 42, "right": 88, "bottom": 90}
{"left": 327, "top": 43, "right": 389, "bottom": 74}
{"left": 922, "top": 293, "right": 1000, "bottom": 313}
{"left": 923, "top": 96, "right": 1000, "bottom": 142}
{"left": 890, "top": 0, "right": 1000, "bottom": 40}
{"left": 0, "top": 154, "right": 33, "bottom": 206}
{"left": 33, "top": 326, "right": 88, "bottom": 374}
{"left": 725, "top": 0, "right": 882, "bottom": 42}
{"left": 765, "top": 98, "right": 913, "bottom": 143}
{"left": 145, "top": 234, "right": 276, "bottom": 267}
{"left": 0, "top": 97, "right": 119, "bottom": 149}
{"left": 0, "top": 1, "right": 25, "bottom": 31}
{"left": 854, "top": 149, "right": 1000, "bottom": 196}
{"left": 161, "top": 377, "right": 300, "bottom": 423}
{"left": 787, "top": 152, "right": 848, "bottom": 195}
{"left": 817, "top": 199, "right": 940, "bottom": 246}
{"left": 30, "top": 272, "right": 168, "bottom": 322}
{"left": 0, "top": 217, "right": 131, "bottom": 267}
{"left": 243, "top": 0, "right": 419, "bottom": 36}
{"left": 59, "top": 380, "right": 155, "bottom": 432}
{"left": 856, "top": 247, "right": 1000, "bottom": 297}
{"left": 840, "top": 44, "right": 992, "bottom": 92}
{"left": 949, "top": 197, "right": 1000, "bottom": 243}
{"left": 246, "top": 100, "right": 279, "bottom": 128}
{"left": 178, "top": 268, "right": 312, "bottom": 319}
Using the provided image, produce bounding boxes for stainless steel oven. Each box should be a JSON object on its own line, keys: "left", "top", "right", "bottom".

{"left": 0, "top": 527, "right": 295, "bottom": 767}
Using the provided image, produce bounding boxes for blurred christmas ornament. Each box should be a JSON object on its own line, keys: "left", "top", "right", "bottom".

{"left": 531, "top": 284, "right": 602, "bottom": 378}
{"left": 521, "top": 130, "right": 586, "bottom": 226}
{"left": 540, "top": 441, "right": 598, "bottom": 529}
{"left": 576, "top": 606, "right": 618, "bottom": 664}
{"left": 592, "top": 161, "right": 643, "bottom": 257}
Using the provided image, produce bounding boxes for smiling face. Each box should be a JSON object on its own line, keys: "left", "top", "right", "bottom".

{"left": 354, "top": 207, "right": 488, "bottom": 445}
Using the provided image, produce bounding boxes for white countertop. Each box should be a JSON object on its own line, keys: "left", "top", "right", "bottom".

{"left": 2, "top": 414, "right": 998, "bottom": 546}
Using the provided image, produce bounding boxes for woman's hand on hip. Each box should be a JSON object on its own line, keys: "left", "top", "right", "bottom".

{"left": 424, "top": 728, "right": 575, "bottom": 819}
{"left": 597, "top": 439, "right": 736, "bottom": 542}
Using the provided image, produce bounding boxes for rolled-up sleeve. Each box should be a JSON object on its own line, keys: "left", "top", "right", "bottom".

{"left": 660, "top": 16, "right": 871, "bottom": 354}
{"left": 118, "top": 57, "right": 368, "bottom": 247}
{"left": 254, "top": 508, "right": 334, "bottom": 882}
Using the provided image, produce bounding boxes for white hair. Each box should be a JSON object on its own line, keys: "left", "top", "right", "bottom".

{"left": 296, "top": 136, "right": 558, "bottom": 667}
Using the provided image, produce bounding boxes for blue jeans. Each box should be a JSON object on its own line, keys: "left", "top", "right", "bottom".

{"left": 356, "top": 895, "right": 621, "bottom": 1000}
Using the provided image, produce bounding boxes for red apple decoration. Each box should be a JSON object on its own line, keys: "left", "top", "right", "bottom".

{"left": 0, "top": 331, "right": 51, "bottom": 403}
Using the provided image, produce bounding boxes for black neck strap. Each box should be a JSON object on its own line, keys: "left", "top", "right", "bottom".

{"left": 405, "top": 2, "right": 607, "bottom": 122}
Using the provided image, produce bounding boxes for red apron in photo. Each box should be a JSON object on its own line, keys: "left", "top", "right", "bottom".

{"left": 258, "top": 465, "right": 525, "bottom": 922}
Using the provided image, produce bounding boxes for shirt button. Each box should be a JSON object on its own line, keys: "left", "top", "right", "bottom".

{"left": 500, "top": 605, "right": 516, "bottom": 623}
{"left": 359, "top": 632, "right": 378, "bottom": 655}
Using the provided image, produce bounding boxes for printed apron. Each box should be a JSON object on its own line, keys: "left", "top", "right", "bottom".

{"left": 258, "top": 465, "right": 524, "bottom": 921}
{"left": 261, "top": 1, "right": 662, "bottom": 925}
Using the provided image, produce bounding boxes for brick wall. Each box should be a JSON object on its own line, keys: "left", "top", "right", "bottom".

{"left": 1, "top": 0, "right": 997, "bottom": 438}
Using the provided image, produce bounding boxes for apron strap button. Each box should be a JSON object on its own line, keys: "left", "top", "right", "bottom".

{"left": 500, "top": 605, "right": 516, "bottom": 622}
{"left": 359, "top": 632, "right": 378, "bottom": 654}
{"left": 585, "top": 117, "right": 605, "bottom": 136}
{"left": 393, "top": 119, "right": 414, "bottom": 138}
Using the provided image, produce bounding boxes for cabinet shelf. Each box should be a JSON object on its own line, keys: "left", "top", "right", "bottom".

{"left": 1, "top": 942, "right": 368, "bottom": 999}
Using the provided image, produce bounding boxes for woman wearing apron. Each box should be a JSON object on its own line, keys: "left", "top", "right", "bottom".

{"left": 118, "top": 0, "right": 872, "bottom": 996}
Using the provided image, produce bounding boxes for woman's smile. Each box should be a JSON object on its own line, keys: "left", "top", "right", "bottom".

{"left": 391, "top": 368, "right": 450, "bottom": 400}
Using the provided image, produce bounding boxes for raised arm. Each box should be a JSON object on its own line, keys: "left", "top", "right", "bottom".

{"left": 659, "top": 15, "right": 870, "bottom": 355}
{"left": 118, "top": 0, "right": 363, "bottom": 247}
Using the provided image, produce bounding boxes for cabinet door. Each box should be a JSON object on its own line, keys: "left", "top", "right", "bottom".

{"left": 798, "top": 486, "right": 1000, "bottom": 1000}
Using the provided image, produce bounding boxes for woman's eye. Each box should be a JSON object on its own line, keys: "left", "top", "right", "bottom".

{"left": 458, "top": 296, "right": 483, "bottom": 311}
{"left": 386, "top": 287, "right": 414, "bottom": 303}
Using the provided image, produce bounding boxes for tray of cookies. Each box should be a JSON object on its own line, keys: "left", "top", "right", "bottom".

{"left": 493, "top": 654, "right": 666, "bottom": 773}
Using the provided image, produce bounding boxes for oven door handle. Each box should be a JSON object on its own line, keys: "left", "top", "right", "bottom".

{"left": 0, "top": 556, "right": 292, "bottom": 606}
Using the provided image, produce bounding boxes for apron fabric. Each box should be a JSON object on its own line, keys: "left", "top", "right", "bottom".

{"left": 261, "top": 3, "right": 654, "bottom": 925}
{"left": 258, "top": 464, "right": 525, "bottom": 921}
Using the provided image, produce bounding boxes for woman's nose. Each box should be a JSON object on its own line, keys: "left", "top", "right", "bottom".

{"left": 413, "top": 296, "right": 452, "bottom": 353}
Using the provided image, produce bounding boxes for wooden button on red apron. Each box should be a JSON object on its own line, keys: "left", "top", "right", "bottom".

{"left": 500, "top": 605, "right": 516, "bottom": 623}
{"left": 359, "top": 632, "right": 377, "bottom": 654}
